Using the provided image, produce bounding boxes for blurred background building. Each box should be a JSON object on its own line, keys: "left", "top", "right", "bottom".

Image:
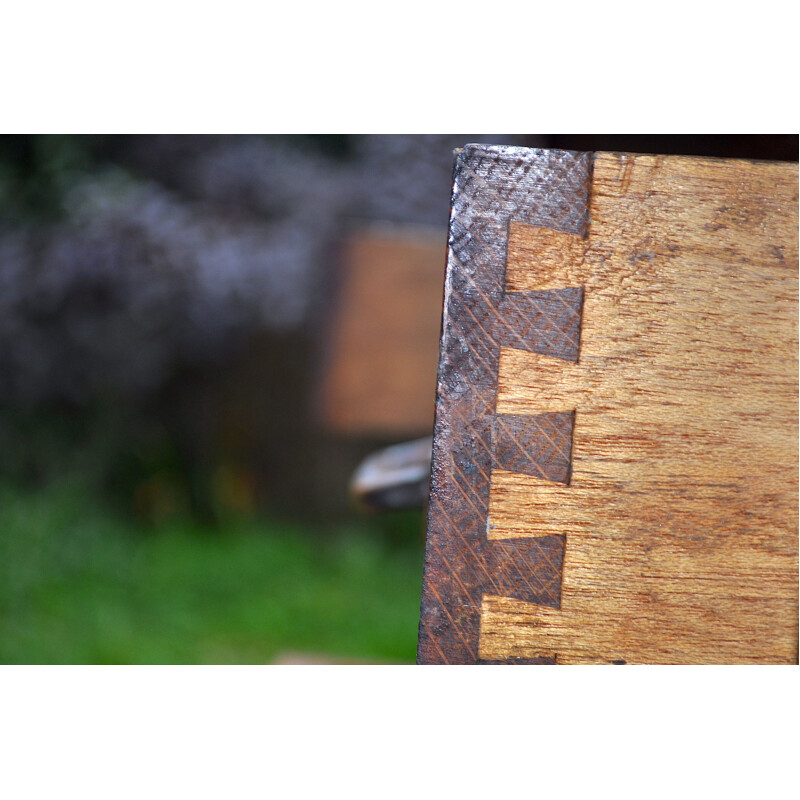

{"left": 0, "top": 134, "right": 795, "bottom": 664}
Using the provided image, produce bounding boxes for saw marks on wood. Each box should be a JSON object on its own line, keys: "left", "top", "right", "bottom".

{"left": 481, "top": 153, "right": 798, "bottom": 664}
{"left": 416, "top": 145, "right": 592, "bottom": 665}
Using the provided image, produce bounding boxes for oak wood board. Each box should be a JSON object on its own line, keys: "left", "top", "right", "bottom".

{"left": 418, "top": 146, "right": 798, "bottom": 665}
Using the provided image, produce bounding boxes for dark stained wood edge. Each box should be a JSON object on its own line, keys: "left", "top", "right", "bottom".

{"left": 417, "top": 144, "right": 592, "bottom": 664}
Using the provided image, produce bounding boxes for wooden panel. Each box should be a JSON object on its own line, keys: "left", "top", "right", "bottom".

{"left": 418, "top": 145, "right": 798, "bottom": 664}
{"left": 319, "top": 225, "right": 445, "bottom": 436}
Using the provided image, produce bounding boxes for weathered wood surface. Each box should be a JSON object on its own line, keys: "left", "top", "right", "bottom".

{"left": 418, "top": 145, "right": 798, "bottom": 665}
{"left": 319, "top": 225, "right": 444, "bottom": 436}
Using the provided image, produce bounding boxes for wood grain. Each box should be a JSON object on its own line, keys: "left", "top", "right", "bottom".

{"left": 481, "top": 153, "right": 798, "bottom": 664}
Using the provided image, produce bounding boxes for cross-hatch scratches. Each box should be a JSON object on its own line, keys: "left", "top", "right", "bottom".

{"left": 417, "top": 144, "right": 591, "bottom": 665}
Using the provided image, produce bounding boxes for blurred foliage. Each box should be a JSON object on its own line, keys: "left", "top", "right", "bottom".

{"left": 0, "top": 476, "right": 425, "bottom": 664}
{"left": 0, "top": 135, "right": 92, "bottom": 220}
{"left": 0, "top": 134, "right": 468, "bottom": 518}
{"left": 0, "top": 135, "right": 354, "bottom": 221}
{"left": 0, "top": 135, "right": 461, "bottom": 663}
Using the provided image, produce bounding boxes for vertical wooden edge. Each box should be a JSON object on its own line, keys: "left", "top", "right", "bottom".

{"left": 417, "top": 144, "right": 593, "bottom": 664}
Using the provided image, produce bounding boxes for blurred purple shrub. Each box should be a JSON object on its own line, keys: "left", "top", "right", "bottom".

{"left": 0, "top": 134, "right": 494, "bottom": 407}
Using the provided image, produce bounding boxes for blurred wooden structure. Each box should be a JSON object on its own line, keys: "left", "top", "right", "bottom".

{"left": 319, "top": 224, "right": 445, "bottom": 437}
{"left": 418, "top": 144, "right": 799, "bottom": 665}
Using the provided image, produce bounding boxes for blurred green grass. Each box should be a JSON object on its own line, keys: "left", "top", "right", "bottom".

{"left": 0, "top": 478, "right": 425, "bottom": 664}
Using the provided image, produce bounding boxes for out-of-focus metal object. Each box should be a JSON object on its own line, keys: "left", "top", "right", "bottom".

{"left": 349, "top": 437, "right": 432, "bottom": 512}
